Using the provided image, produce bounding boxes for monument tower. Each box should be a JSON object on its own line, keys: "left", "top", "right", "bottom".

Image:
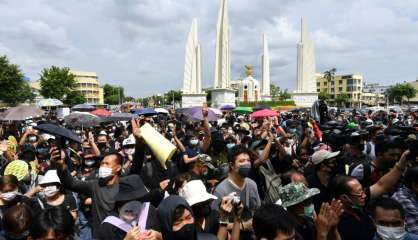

{"left": 181, "top": 18, "right": 207, "bottom": 107}
{"left": 211, "top": 0, "right": 236, "bottom": 108}
{"left": 291, "top": 18, "right": 318, "bottom": 107}
{"left": 261, "top": 33, "right": 271, "bottom": 101}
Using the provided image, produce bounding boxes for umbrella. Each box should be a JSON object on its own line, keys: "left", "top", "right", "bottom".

{"left": 1, "top": 105, "right": 44, "bottom": 121}
{"left": 35, "top": 123, "right": 81, "bottom": 143}
{"left": 209, "top": 108, "right": 223, "bottom": 116}
{"left": 64, "top": 112, "right": 102, "bottom": 127}
{"left": 72, "top": 104, "right": 95, "bottom": 112}
{"left": 221, "top": 104, "right": 235, "bottom": 111}
{"left": 133, "top": 108, "right": 158, "bottom": 116}
{"left": 234, "top": 106, "right": 253, "bottom": 114}
{"left": 90, "top": 108, "right": 112, "bottom": 117}
{"left": 154, "top": 108, "right": 169, "bottom": 114}
{"left": 253, "top": 105, "right": 271, "bottom": 111}
{"left": 251, "top": 109, "right": 278, "bottom": 119}
{"left": 184, "top": 107, "right": 218, "bottom": 122}
{"left": 37, "top": 98, "right": 63, "bottom": 108}
{"left": 102, "top": 112, "right": 135, "bottom": 122}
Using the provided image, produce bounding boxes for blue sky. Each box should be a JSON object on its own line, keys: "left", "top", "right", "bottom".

{"left": 1, "top": 0, "right": 418, "bottom": 97}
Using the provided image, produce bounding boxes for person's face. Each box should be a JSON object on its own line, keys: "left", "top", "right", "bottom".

{"left": 344, "top": 179, "right": 366, "bottom": 207}
{"left": 34, "top": 229, "right": 69, "bottom": 240}
{"left": 299, "top": 149, "right": 309, "bottom": 163}
{"left": 320, "top": 157, "right": 337, "bottom": 174}
{"left": 172, "top": 208, "right": 194, "bottom": 232}
{"left": 1, "top": 183, "right": 17, "bottom": 193}
{"left": 374, "top": 207, "right": 404, "bottom": 228}
{"left": 100, "top": 155, "right": 121, "bottom": 174}
{"left": 232, "top": 153, "right": 251, "bottom": 174}
{"left": 97, "top": 136, "right": 107, "bottom": 144}
{"left": 381, "top": 148, "right": 400, "bottom": 168}
{"left": 262, "top": 230, "right": 296, "bottom": 240}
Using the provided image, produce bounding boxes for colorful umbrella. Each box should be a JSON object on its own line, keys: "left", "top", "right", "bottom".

{"left": 221, "top": 104, "right": 235, "bottom": 111}
{"left": 184, "top": 107, "right": 218, "bottom": 122}
{"left": 251, "top": 109, "right": 278, "bottom": 119}
{"left": 90, "top": 108, "right": 112, "bottom": 117}
{"left": 64, "top": 112, "right": 102, "bottom": 127}
{"left": 209, "top": 108, "right": 223, "bottom": 116}
{"left": 72, "top": 104, "right": 96, "bottom": 112}
{"left": 234, "top": 106, "right": 253, "bottom": 114}
{"left": 37, "top": 98, "right": 63, "bottom": 108}
{"left": 1, "top": 105, "right": 44, "bottom": 121}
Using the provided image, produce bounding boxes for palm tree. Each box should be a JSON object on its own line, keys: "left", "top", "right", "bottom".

{"left": 323, "top": 68, "right": 337, "bottom": 104}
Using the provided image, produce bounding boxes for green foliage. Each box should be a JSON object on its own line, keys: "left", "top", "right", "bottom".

{"left": 103, "top": 84, "right": 125, "bottom": 105}
{"left": 64, "top": 90, "right": 86, "bottom": 106}
{"left": 238, "top": 100, "right": 295, "bottom": 107}
{"left": 318, "top": 91, "right": 330, "bottom": 101}
{"left": 335, "top": 93, "right": 349, "bottom": 107}
{"left": 0, "top": 55, "right": 35, "bottom": 105}
{"left": 386, "top": 83, "right": 417, "bottom": 104}
{"left": 323, "top": 68, "right": 337, "bottom": 82}
{"left": 40, "top": 66, "right": 77, "bottom": 101}
{"left": 270, "top": 84, "right": 280, "bottom": 100}
{"left": 279, "top": 89, "right": 291, "bottom": 101}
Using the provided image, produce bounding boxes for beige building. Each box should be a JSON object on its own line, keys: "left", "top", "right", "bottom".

{"left": 70, "top": 71, "right": 104, "bottom": 105}
{"left": 316, "top": 73, "right": 363, "bottom": 107}
{"left": 30, "top": 71, "right": 104, "bottom": 105}
{"left": 361, "top": 92, "right": 385, "bottom": 106}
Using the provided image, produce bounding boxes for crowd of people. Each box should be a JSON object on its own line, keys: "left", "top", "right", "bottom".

{"left": 0, "top": 103, "right": 417, "bottom": 240}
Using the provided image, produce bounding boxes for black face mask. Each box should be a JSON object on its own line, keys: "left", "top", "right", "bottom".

{"left": 172, "top": 223, "right": 196, "bottom": 240}
{"left": 192, "top": 204, "right": 211, "bottom": 219}
{"left": 97, "top": 143, "right": 107, "bottom": 148}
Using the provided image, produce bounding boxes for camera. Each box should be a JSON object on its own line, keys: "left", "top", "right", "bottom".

{"left": 228, "top": 192, "right": 241, "bottom": 207}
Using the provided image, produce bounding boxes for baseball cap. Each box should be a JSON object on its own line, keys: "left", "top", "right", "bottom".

{"left": 122, "top": 137, "right": 136, "bottom": 146}
{"left": 179, "top": 180, "right": 217, "bottom": 206}
{"left": 311, "top": 149, "right": 340, "bottom": 165}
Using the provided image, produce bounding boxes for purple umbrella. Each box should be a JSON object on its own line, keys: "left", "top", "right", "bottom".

{"left": 184, "top": 107, "right": 218, "bottom": 122}
{"left": 221, "top": 104, "right": 235, "bottom": 111}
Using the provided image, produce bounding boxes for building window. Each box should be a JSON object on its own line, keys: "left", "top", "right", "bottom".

{"left": 339, "top": 80, "right": 342, "bottom": 84}
{"left": 317, "top": 82, "right": 320, "bottom": 87}
{"left": 339, "top": 87, "right": 342, "bottom": 91}
{"left": 317, "top": 89, "right": 320, "bottom": 92}
{"left": 347, "top": 79, "right": 353, "bottom": 85}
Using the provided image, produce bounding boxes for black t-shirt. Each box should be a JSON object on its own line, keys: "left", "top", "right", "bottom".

{"left": 33, "top": 193, "right": 77, "bottom": 216}
{"left": 306, "top": 173, "right": 333, "bottom": 213}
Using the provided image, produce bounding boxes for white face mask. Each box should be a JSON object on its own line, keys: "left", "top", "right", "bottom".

{"left": 257, "top": 149, "right": 264, "bottom": 156}
{"left": 85, "top": 160, "right": 96, "bottom": 167}
{"left": 98, "top": 167, "right": 113, "bottom": 179}
{"left": 190, "top": 139, "right": 199, "bottom": 146}
{"left": 376, "top": 225, "right": 407, "bottom": 240}
{"left": 43, "top": 186, "right": 59, "bottom": 198}
{"left": 124, "top": 148, "right": 135, "bottom": 155}
{"left": 0, "top": 190, "right": 19, "bottom": 201}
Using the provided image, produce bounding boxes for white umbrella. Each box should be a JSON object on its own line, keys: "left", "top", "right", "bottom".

{"left": 154, "top": 108, "right": 169, "bottom": 114}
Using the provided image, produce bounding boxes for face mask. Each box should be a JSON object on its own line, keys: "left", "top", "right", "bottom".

{"left": 287, "top": 139, "right": 294, "bottom": 146}
{"left": 98, "top": 167, "right": 113, "bottom": 179}
{"left": 193, "top": 204, "right": 211, "bottom": 219}
{"left": 97, "top": 143, "right": 107, "bottom": 148}
{"left": 303, "top": 204, "right": 315, "bottom": 219}
{"left": 257, "top": 149, "right": 264, "bottom": 156}
{"left": 172, "top": 223, "right": 196, "bottom": 240}
{"left": 226, "top": 143, "right": 236, "bottom": 149}
{"left": 0, "top": 190, "right": 19, "bottom": 201}
{"left": 376, "top": 225, "right": 407, "bottom": 240}
{"left": 346, "top": 196, "right": 363, "bottom": 211}
{"left": 238, "top": 164, "right": 252, "bottom": 178}
{"left": 43, "top": 186, "right": 59, "bottom": 198}
{"left": 85, "top": 159, "right": 96, "bottom": 167}
{"left": 124, "top": 148, "right": 135, "bottom": 155}
{"left": 290, "top": 128, "right": 297, "bottom": 134}
{"left": 28, "top": 136, "right": 37, "bottom": 142}
{"left": 190, "top": 139, "right": 199, "bottom": 146}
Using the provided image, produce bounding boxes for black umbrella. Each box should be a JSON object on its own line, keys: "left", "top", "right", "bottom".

{"left": 34, "top": 123, "right": 81, "bottom": 143}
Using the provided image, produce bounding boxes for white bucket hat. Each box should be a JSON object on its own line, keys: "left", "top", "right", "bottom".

{"left": 179, "top": 180, "right": 217, "bottom": 206}
{"left": 311, "top": 149, "right": 340, "bottom": 165}
{"left": 39, "top": 170, "right": 61, "bottom": 185}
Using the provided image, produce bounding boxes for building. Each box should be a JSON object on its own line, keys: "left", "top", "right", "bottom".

{"left": 363, "top": 83, "right": 390, "bottom": 95}
{"left": 231, "top": 65, "right": 261, "bottom": 103}
{"left": 361, "top": 92, "right": 385, "bottom": 106}
{"left": 70, "top": 71, "right": 104, "bottom": 105}
{"left": 316, "top": 73, "right": 363, "bottom": 107}
{"left": 29, "top": 71, "right": 104, "bottom": 105}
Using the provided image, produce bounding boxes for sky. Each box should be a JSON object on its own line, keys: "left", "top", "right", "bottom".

{"left": 1, "top": 0, "right": 418, "bottom": 98}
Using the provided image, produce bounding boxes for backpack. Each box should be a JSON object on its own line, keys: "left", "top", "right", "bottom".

{"left": 259, "top": 159, "right": 282, "bottom": 204}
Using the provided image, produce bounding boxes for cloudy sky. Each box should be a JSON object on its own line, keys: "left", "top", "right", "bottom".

{"left": 1, "top": 0, "right": 418, "bottom": 97}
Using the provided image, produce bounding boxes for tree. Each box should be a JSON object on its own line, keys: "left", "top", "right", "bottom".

{"left": 386, "top": 83, "right": 417, "bottom": 105}
{"left": 270, "top": 84, "right": 280, "bottom": 100}
{"left": 402, "top": 83, "right": 417, "bottom": 105}
{"left": 323, "top": 68, "right": 337, "bottom": 94}
{"left": 318, "top": 91, "right": 330, "bottom": 101}
{"left": 164, "top": 90, "right": 182, "bottom": 105}
{"left": 103, "top": 84, "right": 125, "bottom": 105}
{"left": 64, "top": 90, "right": 86, "bottom": 106}
{"left": 279, "top": 89, "right": 291, "bottom": 100}
{"left": 40, "top": 66, "right": 77, "bottom": 101}
{"left": 0, "top": 55, "right": 35, "bottom": 105}
{"left": 335, "top": 93, "right": 349, "bottom": 107}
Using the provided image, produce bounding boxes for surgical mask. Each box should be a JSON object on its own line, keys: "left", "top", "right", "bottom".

{"left": 303, "top": 204, "right": 315, "bottom": 219}
{"left": 124, "top": 148, "right": 135, "bottom": 155}
{"left": 97, "top": 142, "right": 107, "bottom": 148}
{"left": 43, "top": 186, "right": 59, "bottom": 198}
{"left": 238, "top": 164, "right": 251, "bottom": 178}
{"left": 0, "top": 190, "right": 19, "bottom": 201}
{"left": 85, "top": 159, "right": 96, "bottom": 166}
{"left": 226, "top": 143, "right": 236, "bottom": 149}
{"left": 376, "top": 225, "right": 407, "bottom": 240}
{"left": 172, "top": 223, "right": 196, "bottom": 240}
{"left": 28, "top": 136, "right": 37, "bottom": 142}
{"left": 98, "top": 167, "right": 113, "bottom": 179}
{"left": 289, "top": 128, "right": 297, "bottom": 134}
{"left": 190, "top": 139, "right": 199, "bottom": 146}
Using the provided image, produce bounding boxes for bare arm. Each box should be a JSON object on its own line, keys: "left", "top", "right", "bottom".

{"left": 172, "top": 126, "right": 186, "bottom": 153}
{"left": 253, "top": 133, "right": 274, "bottom": 168}
{"left": 201, "top": 104, "right": 212, "bottom": 153}
{"left": 88, "top": 132, "right": 101, "bottom": 157}
{"left": 370, "top": 150, "right": 410, "bottom": 199}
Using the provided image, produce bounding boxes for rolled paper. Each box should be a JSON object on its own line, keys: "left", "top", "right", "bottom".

{"left": 140, "top": 123, "right": 176, "bottom": 169}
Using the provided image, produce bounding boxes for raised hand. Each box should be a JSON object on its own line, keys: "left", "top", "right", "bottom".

{"left": 131, "top": 118, "right": 142, "bottom": 140}
{"left": 202, "top": 103, "right": 209, "bottom": 118}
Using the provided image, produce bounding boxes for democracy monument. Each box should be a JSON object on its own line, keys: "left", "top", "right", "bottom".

{"left": 181, "top": 0, "right": 318, "bottom": 108}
